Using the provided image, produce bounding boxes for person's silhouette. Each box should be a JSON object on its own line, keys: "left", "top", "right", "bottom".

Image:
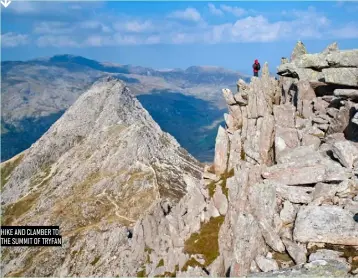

{"left": 252, "top": 59, "right": 261, "bottom": 77}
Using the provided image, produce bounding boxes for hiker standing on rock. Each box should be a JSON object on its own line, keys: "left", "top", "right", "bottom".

{"left": 252, "top": 59, "right": 261, "bottom": 77}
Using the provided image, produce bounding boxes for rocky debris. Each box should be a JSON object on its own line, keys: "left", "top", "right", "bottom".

{"left": 352, "top": 112, "right": 358, "bottom": 125}
{"left": 308, "top": 249, "right": 344, "bottom": 263}
{"left": 326, "top": 50, "right": 358, "bottom": 67}
{"left": 274, "top": 182, "right": 314, "bottom": 204}
{"left": 262, "top": 154, "right": 351, "bottom": 185}
{"left": 248, "top": 182, "right": 285, "bottom": 252}
{"left": 278, "top": 45, "right": 358, "bottom": 87}
{"left": 323, "top": 68, "right": 358, "bottom": 86}
{"left": 214, "top": 126, "right": 229, "bottom": 175}
{"left": 230, "top": 212, "right": 267, "bottom": 277}
{"left": 222, "top": 88, "right": 236, "bottom": 105}
{"left": 255, "top": 255, "right": 279, "bottom": 272}
{"left": 323, "top": 42, "right": 338, "bottom": 54}
{"left": 280, "top": 200, "right": 297, "bottom": 224}
{"left": 203, "top": 171, "right": 220, "bottom": 182}
{"left": 212, "top": 184, "right": 228, "bottom": 215}
{"left": 282, "top": 239, "right": 307, "bottom": 265}
{"left": 334, "top": 89, "right": 358, "bottom": 101}
{"left": 273, "top": 104, "right": 296, "bottom": 128}
{"left": 327, "top": 101, "right": 352, "bottom": 135}
{"left": 291, "top": 41, "right": 308, "bottom": 61}
{"left": 312, "top": 181, "right": 350, "bottom": 202}
{"left": 248, "top": 259, "right": 351, "bottom": 277}
{"left": 294, "top": 205, "right": 358, "bottom": 245}
{"left": 332, "top": 140, "right": 358, "bottom": 169}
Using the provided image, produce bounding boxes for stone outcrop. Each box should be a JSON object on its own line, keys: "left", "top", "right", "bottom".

{"left": 278, "top": 42, "right": 358, "bottom": 88}
{"left": 206, "top": 41, "right": 358, "bottom": 277}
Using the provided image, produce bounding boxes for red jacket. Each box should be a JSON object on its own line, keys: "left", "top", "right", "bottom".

{"left": 253, "top": 60, "right": 260, "bottom": 72}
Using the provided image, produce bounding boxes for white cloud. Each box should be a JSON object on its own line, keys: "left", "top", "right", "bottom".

{"left": 330, "top": 23, "right": 358, "bottom": 39}
{"left": 220, "top": 5, "right": 246, "bottom": 17}
{"left": 123, "top": 20, "right": 153, "bottom": 33}
{"left": 208, "top": 3, "right": 223, "bottom": 16}
{"left": 33, "top": 20, "right": 111, "bottom": 36}
{"left": 84, "top": 35, "right": 108, "bottom": 47}
{"left": 4, "top": 5, "right": 358, "bottom": 48}
{"left": 168, "top": 8, "right": 202, "bottom": 22}
{"left": 79, "top": 21, "right": 111, "bottom": 33}
{"left": 1, "top": 32, "right": 29, "bottom": 47}
{"left": 8, "top": 2, "right": 38, "bottom": 14}
{"left": 70, "top": 33, "right": 162, "bottom": 47}
{"left": 37, "top": 35, "right": 80, "bottom": 47}
{"left": 34, "top": 22, "right": 74, "bottom": 34}
{"left": 145, "top": 35, "right": 161, "bottom": 44}
{"left": 230, "top": 16, "right": 282, "bottom": 42}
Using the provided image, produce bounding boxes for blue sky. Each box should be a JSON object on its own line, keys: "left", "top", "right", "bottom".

{"left": 1, "top": 1, "right": 358, "bottom": 74}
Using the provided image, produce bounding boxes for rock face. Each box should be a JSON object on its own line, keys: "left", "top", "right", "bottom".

{"left": 2, "top": 41, "right": 358, "bottom": 278}
{"left": 294, "top": 205, "right": 358, "bottom": 245}
{"left": 278, "top": 46, "right": 358, "bottom": 87}
{"left": 214, "top": 126, "right": 229, "bottom": 175}
{"left": 208, "top": 41, "right": 358, "bottom": 277}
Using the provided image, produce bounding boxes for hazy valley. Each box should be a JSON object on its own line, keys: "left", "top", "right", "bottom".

{"left": 1, "top": 55, "right": 247, "bottom": 162}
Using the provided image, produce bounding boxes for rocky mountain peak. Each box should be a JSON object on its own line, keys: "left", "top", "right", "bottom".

{"left": 1, "top": 75, "right": 202, "bottom": 232}
{"left": 291, "top": 40, "right": 307, "bottom": 61}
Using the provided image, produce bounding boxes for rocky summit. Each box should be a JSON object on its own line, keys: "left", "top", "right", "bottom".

{"left": 1, "top": 77, "right": 202, "bottom": 276}
{"left": 1, "top": 41, "right": 358, "bottom": 278}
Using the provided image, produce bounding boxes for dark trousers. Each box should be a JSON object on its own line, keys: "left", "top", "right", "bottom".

{"left": 253, "top": 72, "right": 258, "bottom": 77}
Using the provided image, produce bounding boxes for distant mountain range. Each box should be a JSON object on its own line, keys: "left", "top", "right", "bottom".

{"left": 1, "top": 55, "right": 249, "bottom": 162}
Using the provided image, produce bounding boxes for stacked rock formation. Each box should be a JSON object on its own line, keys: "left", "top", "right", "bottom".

{"left": 202, "top": 41, "right": 358, "bottom": 277}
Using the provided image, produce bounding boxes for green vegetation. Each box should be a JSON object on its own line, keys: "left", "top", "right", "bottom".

{"left": 137, "top": 267, "right": 147, "bottom": 277}
{"left": 29, "top": 164, "right": 52, "bottom": 189}
{"left": 7, "top": 248, "right": 43, "bottom": 277}
{"left": 240, "top": 147, "right": 246, "bottom": 160}
{"left": 1, "top": 153, "right": 24, "bottom": 190}
{"left": 220, "top": 168, "right": 234, "bottom": 198}
{"left": 161, "top": 265, "right": 179, "bottom": 277}
{"left": 90, "top": 256, "right": 100, "bottom": 266}
{"left": 206, "top": 169, "right": 233, "bottom": 198}
{"left": 2, "top": 191, "right": 41, "bottom": 225}
{"left": 144, "top": 246, "right": 153, "bottom": 264}
{"left": 108, "top": 124, "right": 126, "bottom": 137}
{"left": 207, "top": 181, "right": 216, "bottom": 198}
{"left": 308, "top": 243, "right": 358, "bottom": 273}
{"left": 49, "top": 171, "right": 123, "bottom": 231}
{"left": 75, "top": 136, "right": 84, "bottom": 144}
{"left": 181, "top": 257, "right": 204, "bottom": 272}
{"left": 272, "top": 251, "right": 294, "bottom": 268}
{"left": 1, "top": 248, "right": 10, "bottom": 261}
{"left": 183, "top": 215, "right": 225, "bottom": 267}
{"left": 156, "top": 259, "right": 164, "bottom": 268}
{"left": 206, "top": 165, "right": 215, "bottom": 174}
